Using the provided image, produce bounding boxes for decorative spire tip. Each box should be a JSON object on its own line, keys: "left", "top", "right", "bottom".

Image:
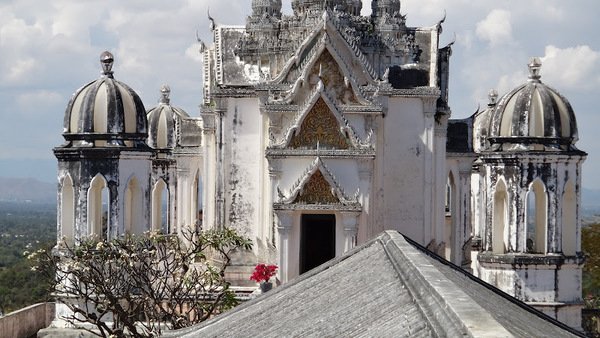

{"left": 528, "top": 57, "right": 542, "bottom": 82}
{"left": 488, "top": 89, "right": 498, "bottom": 106}
{"left": 160, "top": 84, "right": 171, "bottom": 104}
{"left": 100, "top": 51, "right": 114, "bottom": 77}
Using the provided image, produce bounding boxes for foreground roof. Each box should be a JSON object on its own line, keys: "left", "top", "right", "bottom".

{"left": 165, "top": 231, "right": 582, "bottom": 337}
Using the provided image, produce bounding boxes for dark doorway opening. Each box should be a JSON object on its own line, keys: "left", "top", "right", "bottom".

{"left": 300, "top": 214, "right": 336, "bottom": 274}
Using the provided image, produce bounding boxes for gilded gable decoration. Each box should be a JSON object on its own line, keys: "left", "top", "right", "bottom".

{"left": 289, "top": 98, "right": 350, "bottom": 149}
{"left": 275, "top": 157, "right": 360, "bottom": 209}
{"left": 270, "top": 80, "right": 373, "bottom": 150}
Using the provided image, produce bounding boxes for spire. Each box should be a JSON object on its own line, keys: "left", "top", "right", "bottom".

{"left": 100, "top": 51, "right": 114, "bottom": 78}
{"left": 488, "top": 89, "right": 498, "bottom": 106}
{"left": 159, "top": 85, "right": 171, "bottom": 104}
{"left": 528, "top": 57, "right": 542, "bottom": 82}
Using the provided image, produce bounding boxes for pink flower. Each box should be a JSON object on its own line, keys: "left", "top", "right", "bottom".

{"left": 250, "top": 263, "right": 278, "bottom": 283}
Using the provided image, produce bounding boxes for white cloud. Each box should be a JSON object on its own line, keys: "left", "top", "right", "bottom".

{"left": 16, "top": 90, "right": 63, "bottom": 116}
{"left": 540, "top": 45, "right": 600, "bottom": 90}
{"left": 476, "top": 9, "right": 512, "bottom": 46}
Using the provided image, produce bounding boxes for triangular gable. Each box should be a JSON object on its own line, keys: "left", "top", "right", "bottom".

{"left": 272, "top": 36, "right": 370, "bottom": 106}
{"left": 277, "top": 157, "right": 358, "bottom": 205}
{"left": 272, "top": 81, "right": 369, "bottom": 150}
{"left": 289, "top": 98, "right": 350, "bottom": 150}
{"left": 270, "top": 14, "right": 376, "bottom": 104}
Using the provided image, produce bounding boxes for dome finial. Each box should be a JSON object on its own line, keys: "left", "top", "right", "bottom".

{"left": 159, "top": 85, "right": 171, "bottom": 104}
{"left": 100, "top": 51, "right": 114, "bottom": 78}
{"left": 488, "top": 89, "right": 498, "bottom": 106}
{"left": 528, "top": 57, "right": 542, "bottom": 82}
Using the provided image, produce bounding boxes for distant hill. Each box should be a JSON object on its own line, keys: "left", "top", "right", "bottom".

{"left": 0, "top": 177, "right": 55, "bottom": 203}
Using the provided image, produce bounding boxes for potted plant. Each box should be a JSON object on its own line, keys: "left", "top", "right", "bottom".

{"left": 250, "top": 263, "right": 278, "bottom": 293}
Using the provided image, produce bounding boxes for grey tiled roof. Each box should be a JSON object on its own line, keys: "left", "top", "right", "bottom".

{"left": 165, "top": 231, "right": 583, "bottom": 338}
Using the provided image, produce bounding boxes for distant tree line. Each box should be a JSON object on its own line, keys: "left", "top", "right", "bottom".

{"left": 0, "top": 202, "right": 56, "bottom": 314}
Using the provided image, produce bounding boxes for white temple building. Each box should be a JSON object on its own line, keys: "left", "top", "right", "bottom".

{"left": 53, "top": 0, "right": 586, "bottom": 328}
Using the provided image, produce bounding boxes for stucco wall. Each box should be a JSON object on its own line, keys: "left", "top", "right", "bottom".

{"left": 381, "top": 97, "right": 426, "bottom": 241}
{"left": 0, "top": 303, "right": 54, "bottom": 338}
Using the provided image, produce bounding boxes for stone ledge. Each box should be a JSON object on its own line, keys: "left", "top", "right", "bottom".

{"left": 478, "top": 252, "right": 585, "bottom": 266}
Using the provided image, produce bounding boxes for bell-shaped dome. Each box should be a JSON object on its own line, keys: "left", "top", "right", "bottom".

{"left": 488, "top": 58, "right": 578, "bottom": 151}
{"left": 63, "top": 51, "right": 148, "bottom": 148}
{"left": 252, "top": 0, "right": 282, "bottom": 18}
{"left": 146, "top": 85, "right": 190, "bottom": 150}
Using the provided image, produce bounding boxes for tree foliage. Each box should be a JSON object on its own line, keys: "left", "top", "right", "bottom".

{"left": 0, "top": 202, "right": 55, "bottom": 314}
{"left": 31, "top": 227, "right": 252, "bottom": 337}
{"left": 583, "top": 222, "right": 600, "bottom": 302}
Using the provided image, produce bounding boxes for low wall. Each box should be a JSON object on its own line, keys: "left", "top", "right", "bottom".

{"left": 0, "top": 303, "right": 55, "bottom": 338}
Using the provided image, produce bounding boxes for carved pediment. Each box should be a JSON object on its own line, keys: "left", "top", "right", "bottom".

{"left": 270, "top": 81, "right": 373, "bottom": 151}
{"left": 277, "top": 157, "right": 359, "bottom": 206}
{"left": 308, "top": 50, "right": 359, "bottom": 104}
{"left": 289, "top": 98, "right": 350, "bottom": 150}
{"left": 294, "top": 169, "right": 340, "bottom": 204}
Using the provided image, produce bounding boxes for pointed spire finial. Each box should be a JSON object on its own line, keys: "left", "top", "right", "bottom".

{"left": 488, "top": 89, "right": 498, "bottom": 106}
{"left": 100, "top": 51, "right": 114, "bottom": 78}
{"left": 528, "top": 57, "right": 542, "bottom": 82}
{"left": 160, "top": 85, "right": 171, "bottom": 104}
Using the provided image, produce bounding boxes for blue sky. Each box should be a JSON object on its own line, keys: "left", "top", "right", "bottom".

{"left": 1, "top": 0, "right": 599, "bottom": 187}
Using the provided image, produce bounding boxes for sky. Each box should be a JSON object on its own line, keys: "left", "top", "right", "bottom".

{"left": 0, "top": 0, "right": 599, "bottom": 187}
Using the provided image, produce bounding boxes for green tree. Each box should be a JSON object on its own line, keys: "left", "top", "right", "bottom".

{"left": 31, "top": 227, "right": 252, "bottom": 338}
{"left": 583, "top": 223, "right": 600, "bottom": 304}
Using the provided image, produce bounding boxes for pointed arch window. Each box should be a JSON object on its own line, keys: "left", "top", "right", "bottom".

{"left": 88, "top": 174, "right": 109, "bottom": 239}
{"left": 492, "top": 179, "right": 508, "bottom": 254}
{"left": 60, "top": 175, "right": 75, "bottom": 242}
{"left": 526, "top": 180, "right": 547, "bottom": 254}
{"left": 125, "top": 177, "right": 142, "bottom": 234}
{"left": 191, "top": 172, "right": 203, "bottom": 228}
{"left": 562, "top": 181, "right": 577, "bottom": 256}
{"left": 444, "top": 173, "right": 457, "bottom": 261}
{"left": 152, "top": 180, "right": 169, "bottom": 233}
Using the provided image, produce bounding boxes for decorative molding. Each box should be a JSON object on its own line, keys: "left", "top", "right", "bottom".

{"left": 266, "top": 148, "right": 375, "bottom": 158}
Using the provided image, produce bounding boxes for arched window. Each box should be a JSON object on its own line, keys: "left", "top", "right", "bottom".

{"left": 562, "top": 181, "right": 577, "bottom": 255}
{"left": 124, "top": 177, "right": 142, "bottom": 234}
{"left": 191, "top": 171, "right": 203, "bottom": 228}
{"left": 60, "top": 175, "right": 75, "bottom": 242}
{"left": 444, "top": 173, "right": 457, "bottom": 261}
{"left": 88, "top": 174, "right": 109, "bottom": 239}
{"left": 492, "top": 179, "right": 508, "bottom": 254}
{"left": 526, "top": 180, "right": 547, "bottom": 253}
{"left": 152, "top": 180, "right": 169, "bottom": 233}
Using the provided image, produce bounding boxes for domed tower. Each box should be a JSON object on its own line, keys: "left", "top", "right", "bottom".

{"left": 146, "top": 85, "right": 202, "bottom": 234}
{"left": 54, "top": 51, "right": 154, "bottom": 242}
{"left": 474, "top": 58, "right": 586, "bottom": 328}
{"left": 147, "top": 85, "right": 190, "bottom": 150}
{"left": 251, "top": 0, "right": 282, "bottom": 19}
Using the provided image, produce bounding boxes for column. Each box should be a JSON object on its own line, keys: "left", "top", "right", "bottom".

{"left": 341, "top": 211, "right": 360, "bottom": 253}
{"left": 275, "top": 210, "right": 293, "bottom": 283}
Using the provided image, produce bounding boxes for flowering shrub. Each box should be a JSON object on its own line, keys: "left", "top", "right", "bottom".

{"left": 30, "top": 227, "right": 252, "bottom": 337}
{"left": 250, "top": 263, "right": 278, "bottom": 283}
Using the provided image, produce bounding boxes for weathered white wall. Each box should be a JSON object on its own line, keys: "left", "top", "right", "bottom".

{"left": 223, "top": 98, "right": 262, "bottom": 241}
{"left": 380, "top": 97, "right": 426, "bottom": 242}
